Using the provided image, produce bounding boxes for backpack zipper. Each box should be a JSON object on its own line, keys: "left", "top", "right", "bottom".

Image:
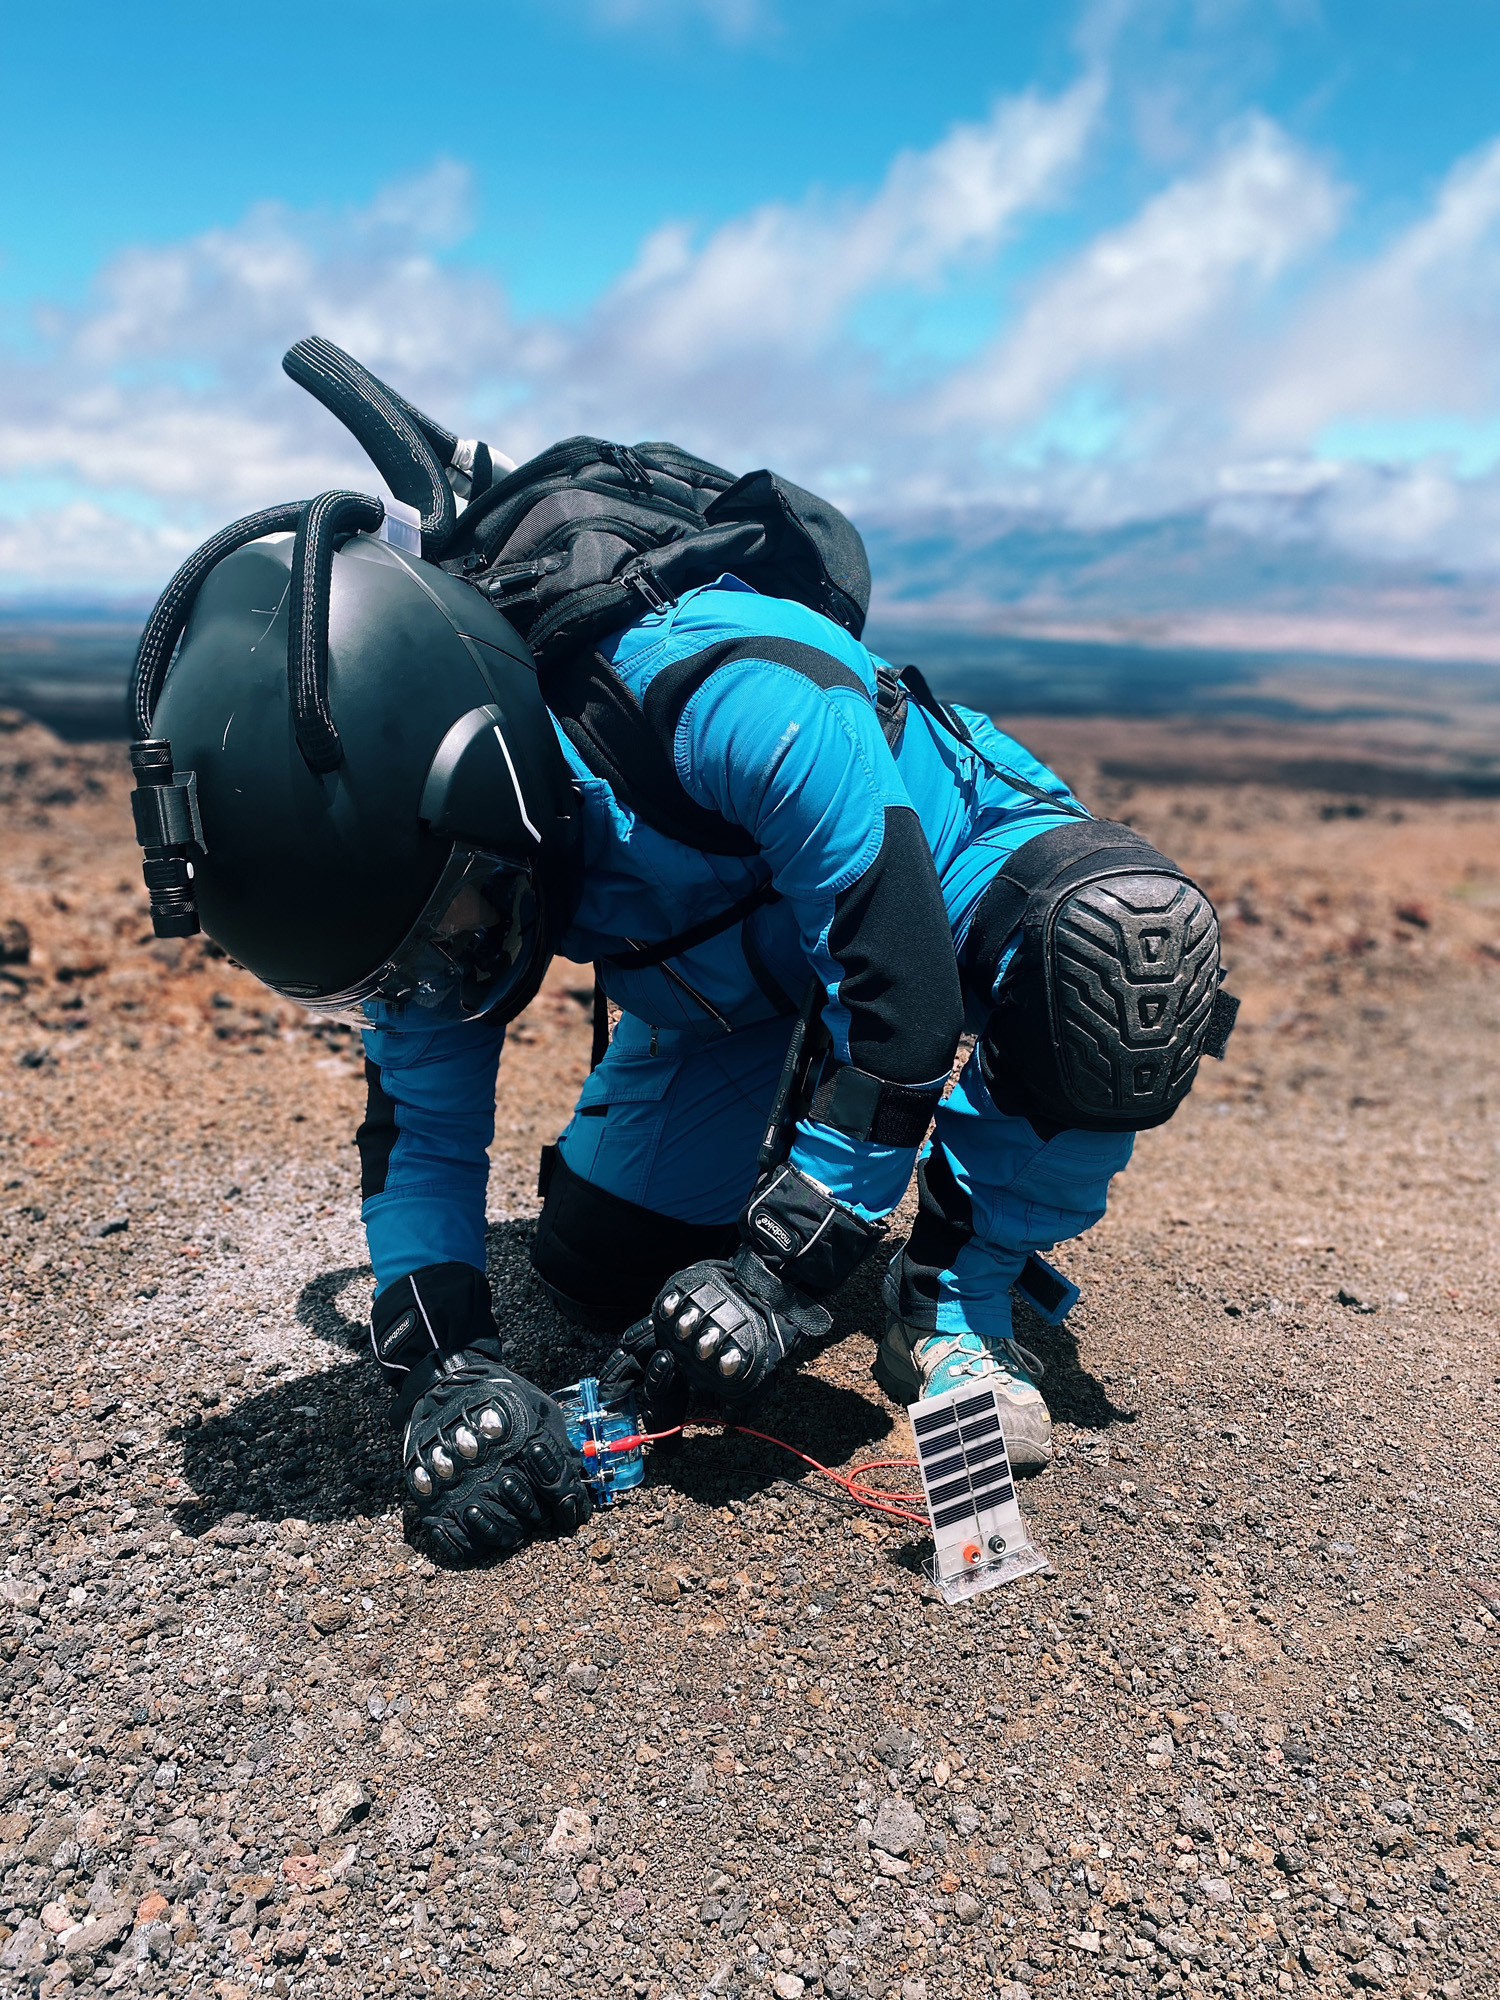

{"left": 598, "top": 442, "right": 654, "bottom": 493}
{"left": 470, "top": 516, "right": 680, "bottom": 598}
{"left": 623, "top": 560, "right": 674, "bottom": 614}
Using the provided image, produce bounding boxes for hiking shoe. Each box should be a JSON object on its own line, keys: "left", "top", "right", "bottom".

{"left": 874, "top": 1318, "right": 1052, "bottom": 1470}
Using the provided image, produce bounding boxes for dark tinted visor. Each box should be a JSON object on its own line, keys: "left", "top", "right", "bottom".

{"left": 273, "top": 843, "right": 541, "bottom": 1025}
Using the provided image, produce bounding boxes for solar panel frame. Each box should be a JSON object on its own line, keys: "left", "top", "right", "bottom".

{"left": 906, "top": 1381, "right": 1049, "bottom": 1603}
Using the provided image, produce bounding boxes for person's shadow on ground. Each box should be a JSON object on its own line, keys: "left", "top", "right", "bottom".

{"left": 1014, "top": 1296, "right": 1139, "bottom": 1436}
{"left": 170, "top": 1222, "right": 1132, "bottom": 1538}
{"left": 171, "top": 1220, "right": 895, "bottom": 1538}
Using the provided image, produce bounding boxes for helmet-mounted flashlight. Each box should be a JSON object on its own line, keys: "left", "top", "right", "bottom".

{"left": 129, "top": 738, "right": 206, "bottom": 939}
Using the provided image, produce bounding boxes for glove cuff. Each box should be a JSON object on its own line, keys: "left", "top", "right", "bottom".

{"left": 371, "top": 1262, "right": 499, "bottom": 1390}
{"left": 739, "top": 1163, "right": 882, "bottom": 1298}
{"left": 730, "top": 1244, "right": 828, "bottom": 1335}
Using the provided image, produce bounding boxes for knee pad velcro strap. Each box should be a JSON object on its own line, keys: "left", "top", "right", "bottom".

{"left": 968, "top": 820, "right": 1225, "bottom": 1132}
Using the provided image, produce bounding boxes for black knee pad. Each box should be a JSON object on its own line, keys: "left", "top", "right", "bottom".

{"left": 531, "top": 1145, "right": 739, "bottom": 1332}
{"left": 967, "top": 820, "right": 1234, "bottom": 1133}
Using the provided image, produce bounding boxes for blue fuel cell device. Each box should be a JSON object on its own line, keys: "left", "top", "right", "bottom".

{"left": 556, "top": 1376, "right": 646, "bottom": 1506}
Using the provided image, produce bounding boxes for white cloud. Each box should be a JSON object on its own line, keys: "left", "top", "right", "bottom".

{"left": 0, "top": 501, "right": 197, "bottom": 587}
{"left": 593, "top": 77, "right": 1103, "bottom": 367}
{"left": 1239, "top": 135, "right": 1500, "bottom": 445}
{"left": 1, "top": 162, "right": 515, "bottom": 527}
{"left": 938, "top": 115, "right": 1343, "bottom": 430}
{"left": 3, "top": 74, "right": 1500, "bottom": 646}
{"left": 0, "top": 80, "right": 1104, "bottom": 570}
{"left": 1311, "top": 462, "right": 1500, "bottom": 569}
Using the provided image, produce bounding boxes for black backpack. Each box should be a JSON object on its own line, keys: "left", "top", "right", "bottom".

{"left": 279, "top": 338, "right": 1073, "bottom": 918}
{"left": 442, "top": 439, "right": 872, "bottom": 666}
{"left": 283, "top": 338, "right": 871, "bottom": 666}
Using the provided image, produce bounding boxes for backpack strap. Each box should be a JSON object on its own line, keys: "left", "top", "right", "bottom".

{"left": 602, "top": 881, "right": 782, "bottom": 972}
{"left": 872, "top": 663, "right": 908, "bottom": 747}
{"left": 897, "top": 663, "right": 1090, "bottom": 818}
{"left": 545, "top": 646, "right": 760, "bottom": 858}
{"left": 553, "top": 636, "right": 870, "bottom": 1025}
{"left": 545, "top": 633, "right": 882, "bottom": 858}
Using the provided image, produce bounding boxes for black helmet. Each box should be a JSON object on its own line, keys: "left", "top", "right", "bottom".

{"left": 128, "top": 348, "right": 580, "bottom": 1027}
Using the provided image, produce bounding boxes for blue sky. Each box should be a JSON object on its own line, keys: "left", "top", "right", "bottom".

{"left": 4, "top": 0, "right": 1500, "bottom": 656}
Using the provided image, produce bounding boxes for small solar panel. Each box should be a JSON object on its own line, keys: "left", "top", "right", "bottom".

{"left": 907, "top": 1382, "right": 1049, "bottom": 1603}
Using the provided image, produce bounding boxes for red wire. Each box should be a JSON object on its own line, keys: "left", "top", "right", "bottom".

{"left": 723, "top": 1424, "right": 928, "bottom": 1525}
{"left": 582, "top": 1421, "right": 927, "bottom": 1527}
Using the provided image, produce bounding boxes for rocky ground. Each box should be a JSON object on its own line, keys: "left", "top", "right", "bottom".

{"left": 0, "top": 704, "right": 1497, "bottom": 2000}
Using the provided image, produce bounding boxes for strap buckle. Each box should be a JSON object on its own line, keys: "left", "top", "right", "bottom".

{"left": 624, "top": 560, "right": 675, "bottom": 615}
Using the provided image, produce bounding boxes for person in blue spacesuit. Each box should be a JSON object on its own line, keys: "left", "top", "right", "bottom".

{"left": 126, "top": 349, "right": 1227, "bottom": 1563}
{"left": 365, "top": 577, "right": 1145, "bottom": 1453}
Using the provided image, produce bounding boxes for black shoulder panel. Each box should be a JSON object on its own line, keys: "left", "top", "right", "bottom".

{"left": 544, "top": 647, "right": 759, "bottom": 857}
{"left": 827, "top": 804, "right": 963, "bottom": 1086}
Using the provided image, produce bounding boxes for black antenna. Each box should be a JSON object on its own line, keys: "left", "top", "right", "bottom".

{"left": 283, "top": 337, "right": 456, "bottom": 556}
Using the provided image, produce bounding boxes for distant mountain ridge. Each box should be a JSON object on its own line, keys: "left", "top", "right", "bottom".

{"left": 0, "top": 608, "right": 142, "bottom": 739}
{"left": 7, "top": 617, "right": 1500, "bottom": 755}
{"left": 863, "top": 508, "right": 1500, "bottom": 668}
{"left": 6, "top": 511, "right": 1500, "bottom": 751}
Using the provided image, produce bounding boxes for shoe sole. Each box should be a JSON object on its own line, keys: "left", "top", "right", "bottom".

{"left": 995, "top": 1412, "right": 1052, "bottom": 1474}
{"left": 875, "top": 1325, "right": 1053, "bottom": 1471}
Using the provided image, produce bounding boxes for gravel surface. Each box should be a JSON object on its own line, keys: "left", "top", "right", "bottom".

{"left": 0, "top": 705, "right": 1497, "bottom": 2000}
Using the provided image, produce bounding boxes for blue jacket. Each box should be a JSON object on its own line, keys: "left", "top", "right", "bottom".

{"left": 361, "top": 578, "right": 1083, "bottom": 1292}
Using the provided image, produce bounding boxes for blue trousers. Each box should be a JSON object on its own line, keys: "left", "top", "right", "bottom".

{"left": 556, "top": 1008, "right": 1133, "bottom": 1341}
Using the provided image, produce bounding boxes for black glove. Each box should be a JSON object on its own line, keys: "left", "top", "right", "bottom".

{"left": 643, "top": 1244, "right": 831, "bottom": 1404}
{"left": 610, "top": 1165, "right": 883, "bottom": 1409}
{"left": 597, "top": 1314, "right": 690, "bottom": 1447}
{"left": 371, "top": 1264, "right": 592, "bottom": 1561}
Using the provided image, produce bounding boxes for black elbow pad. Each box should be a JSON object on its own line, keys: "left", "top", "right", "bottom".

{"left": 826, "top": 805, "right": 962, "bottom": 1086}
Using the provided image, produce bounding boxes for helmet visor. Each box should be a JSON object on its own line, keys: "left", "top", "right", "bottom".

{"left": 276, "top": 843, "right": 542, "bottom": 1025}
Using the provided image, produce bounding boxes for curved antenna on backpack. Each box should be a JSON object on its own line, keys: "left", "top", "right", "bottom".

{"left": 130, "top": 500, "right": 308, "bottom": 739}
{"left": 282, "top": 337, "right": 457, "bottom": 557}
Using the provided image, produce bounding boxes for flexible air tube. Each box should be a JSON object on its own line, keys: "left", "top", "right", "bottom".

{"left": 130, "top": 500, "right": 308, "bottom": 738}
{"left": 287, "top": 490, "right": 385, "bottom": 773}
{"left": 380, "top": 382, "right": 459, "bottom": 468}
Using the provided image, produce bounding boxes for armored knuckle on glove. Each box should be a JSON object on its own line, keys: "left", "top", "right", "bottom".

{"left": 629, "top": 1165, "right": 882, "bottom": 1407}
{"left": 646, "top": 1251, "right": 829, "bottom": 1404}
{"left": 396, "top": 1346, "right": 592, "bottom": 1558}
{"left": 371, "top": 1262, "right": 591, "bottom": 1559}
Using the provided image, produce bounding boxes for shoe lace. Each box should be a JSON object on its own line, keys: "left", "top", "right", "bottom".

{"left": 917, "top": 1330, "right": 1046, "bottom": 1383}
